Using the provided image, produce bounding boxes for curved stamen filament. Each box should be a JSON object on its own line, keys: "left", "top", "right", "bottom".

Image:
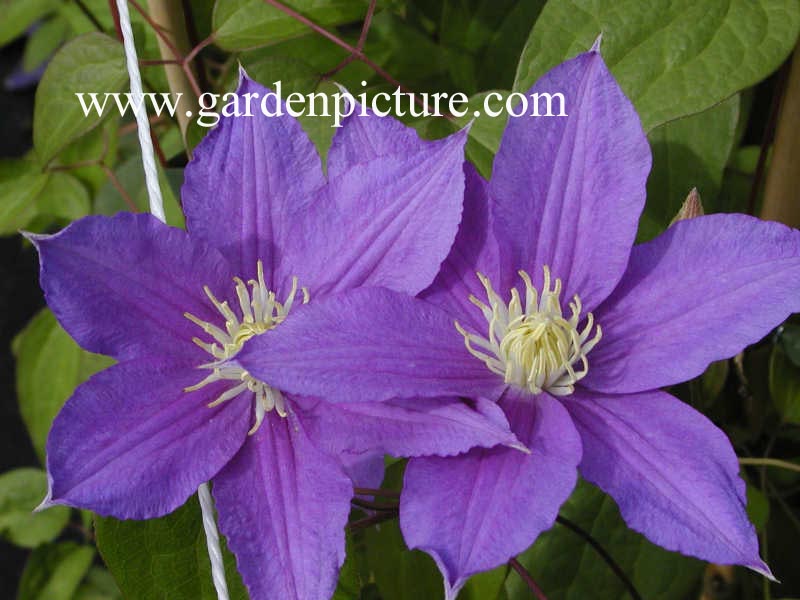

{"left": 183, "top": 260, "right": 308, "bottom": 433}
{"left": 456, "top": 266, "right": 602, "bottom": 396}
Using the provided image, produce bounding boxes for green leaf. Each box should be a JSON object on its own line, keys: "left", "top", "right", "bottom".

{"left": 0, "top": 163, "right": 90, "bottom": 234}
{"left": 639, "top": 94, "right": 740, "bottom": 240}
{"left": 459, "top": 565, "right": 509, "bottom": 600}
{"left": 243, "top": 56, "right": 337, "bottom": 158}
{"left": 94, "top": 156, "right": 186, "bottom": 228}
{"left": 95, "top": 495, "right": 248, "bottom": 600}
{"left": 513, "top": 0, "right": 800, "bottom": 131}
{"left": 17, "top": 542, "right": 95, "bottom": 600}
{"left": 13, "top": 309, "right": 114, "bottom": 463}
{"left": 0, "top": 468, "right": 70, "bottom": 549}
{"left": 745, "top": 483, "right": 770, "bottom": 532}
{"left": 22, "top": 16, "right": 69, "bottom": 71}
{"left": 0, "top": 0, "right": 59, "bottom": 46}
{"left": 769, "top": 342, "right": 800, "bottom": 425}
{"left": 361, "top": 462, "right": 443, "bottom": 600}
{"left": 0, "top": 172, "right": 49, "bottom": 235}
{"left": 213, "top": 0, "right": 372, "bottom": 50}
{"left": 33, "top": 32, "right": 126, "bottom": 164}
{"left": 423, "top": 91, "right": 508, "bottom": 179}
{"left": 507, "top": 479, "right": 704, "bottom": 600}
{"left": 73, "top": 567, "right": 123, "bottom": 600}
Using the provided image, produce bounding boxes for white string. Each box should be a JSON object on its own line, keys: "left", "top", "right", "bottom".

{"left": 114, "top": 0, "right": 165, "bottom": 223}
{"left": 114, "top": 3, "right": 229, "bottom": 599}
{"left": 198, "top": 482, "right": 231, "bottom": 598}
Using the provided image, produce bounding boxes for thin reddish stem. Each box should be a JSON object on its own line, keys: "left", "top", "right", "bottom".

{"left": 102, "top": 164, "right": 138, "bottom": 212}
{"left": 509, "top": 558, "right": 548, "bottom": 600}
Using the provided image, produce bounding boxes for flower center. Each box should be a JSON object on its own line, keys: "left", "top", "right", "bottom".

{"left": 183, "top": 260, "right": 309, "bottom": 434}
{"left": 456, "top": 266, "right": 601, "bottom": 396}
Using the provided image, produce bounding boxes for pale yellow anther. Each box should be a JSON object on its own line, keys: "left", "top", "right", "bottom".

{"left": 456, "top": 266, "right": 602, "bottom": 396}
{"left": 183, "top": 260, "right": 309, "bottom": 434}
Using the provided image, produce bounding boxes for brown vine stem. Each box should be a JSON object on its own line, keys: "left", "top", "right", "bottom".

{"left": 141, "top": 0, "right": 202, "bottom": 144}
{"left": 260, "top": 0, "right": 420, "bottom": 102}
{"left": 321, "top": 0, "right": 377, "bottom": 79}
{"left": 760, "top": 42, "right": 800, "bottom": 226}
{"left": 347, "top": 511, "right": 398, "bottom": 531}
{"left": 508, "top": 558, "right": 548, "bottom": 600}
{"left": 354, "top": 487, "right": 401, "bottom": 498}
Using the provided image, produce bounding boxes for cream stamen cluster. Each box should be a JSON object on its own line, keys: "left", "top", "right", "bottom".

{"left": 184, "top": 260, "right": 309, "bottom": 433}
{"left": 456, "top": 266, "right": 601, "bottom": 396}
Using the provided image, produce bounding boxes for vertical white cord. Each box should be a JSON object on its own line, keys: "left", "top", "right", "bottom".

{"left": 114, "top": 0, "right": 165, "bottom": 223}
{"left": 114, "top": 3, "right": 229, "bottom": 599}
{"left": 198, "top": 483, "right": 231, "bottom": 598}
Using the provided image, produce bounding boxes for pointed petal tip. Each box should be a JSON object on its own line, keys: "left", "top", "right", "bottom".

{"left": 749, "top": 558, "right": 777, "bottom": 582}
{"left": 20, "top": 229, "right": 46, "bottom": 246}
{"left": 590, "top": 33, "right": 603, "bottom": 53}
{"left": 33, "top": 491, "right": 55, "bottom": 514}
{"left": 237, "top": 62, "right": 250, "bottom": 85}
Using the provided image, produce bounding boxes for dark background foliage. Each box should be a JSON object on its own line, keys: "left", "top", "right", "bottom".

{"left": 1, "top": 1, "right": 799, "bottom": 599}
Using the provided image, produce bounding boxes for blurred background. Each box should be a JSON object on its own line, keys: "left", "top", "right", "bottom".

{"left": 1, "top": 1, "right": 799, "bottom": 599}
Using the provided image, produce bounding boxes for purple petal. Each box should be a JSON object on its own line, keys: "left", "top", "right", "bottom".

{"left": 295, "top": 395, "right": 523, "bottom": 458}
{"left": 44, "top": 359, "right": 251, "bottom": 519}
{"left": 339, "top": 451, "right": 385, "bottom": 490}
{"left": 29, "top": 213, "right": 233, "bottom": 362}
{"left": 213, "top": 413, "right": 352, "bottom": 600}
{"left": 490, "top": 50, "right": 650, "bottom": 310}
{"left": 183, "top": 75, "right": 325, "bottom": 282}
{"left": 327, "top": 101, "right": 429, "bottom": 177}
{"left": 275, "top": 129, "right": 468, "bottom": 296}
{"left": 563, "top": 388, "right": 770, "bottom": 575}
{"left": 585, "top": 214, "right": 800, "bottom": 394}
{"left": 238, "top": 287, "right": 503, "bottom": 403}
{"left": 421, "top": 163, "right": 502, "bottom": 332}
{"left": 401, "top": 390, "right": 581, "bottom": 598}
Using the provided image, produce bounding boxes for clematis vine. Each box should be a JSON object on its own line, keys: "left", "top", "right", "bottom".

{"left": 239, "top": 48, "right": 800, "bottom": 597}
{"left": 29, "top": 74, "right": 525, "bottom": 600}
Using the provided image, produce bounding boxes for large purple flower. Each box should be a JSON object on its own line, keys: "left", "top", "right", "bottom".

{"left": 30, "top": 75, "right": 524, "bottom": 600}
{"left": 238, "top": 49, "right": 800, "bottom": 596}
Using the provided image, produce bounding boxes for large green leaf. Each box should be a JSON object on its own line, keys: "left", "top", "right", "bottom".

{"left": 0, "top": 166, "right": 90, "bottom": 235}
{"left": 95, "top": 495, "right": 248, "bottom": 600}
{"left": 0, "top": 0, "right": 59, "bottom": 46}
{"left": 0, "top": 171, "right": 49, "bottom": 235}
{"left": 17, "top": 542, "right": 95, "bottom": 600}
{"left": 513, "top": 0, "right": 800, "bottom": 131}
{"left": 0, "top": 468, "right": 70, "bottom": 549}
{"left": 506, "top": 480, "right": 705, "bottom": 600}
{"left": 639, "top": 94, "right": 740, "bottom": 240}
{"left": 33, "top": 32, "right": 126, "bottom": 165}
{"left": 213, "top": 0, "right": 372, "bottom": 50}
{"left": 12, "top": 309, "right": 114, "bottom": 463}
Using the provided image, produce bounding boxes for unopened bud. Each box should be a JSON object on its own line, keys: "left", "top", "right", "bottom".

{"left": 670, "top": 188, "right": 705, "bottom": 225}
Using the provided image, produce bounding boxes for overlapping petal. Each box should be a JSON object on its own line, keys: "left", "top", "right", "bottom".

{"left": 295, "top": 395, "right": 523, "bottom": 459}
{"left": 274, "top": 129, "right": 468, "bottom": 297}
{"left": 213, "top": 413, "right": 352, "bottom": 600}
{"left": 422, "top": 163, "right": 501, "bottom": 332}
{"left": 30, "top": 213, "right": 233, "bottom": 362}
{"left": 182, "top": 75, "right": 325, "bottom": 282}
{"left": 585, "top": 214, "right": 800, "bottom": 394}
{"left": 401, "top": 391, "right": 581, "bottom": 599}
{"left": 490, "top": 49, "right": 650, "bottom": 309}
{"left": 327, "top": 102, "right": 430, "bottom": 177}
{"left": 44, "top": 359, "right": 252, "bottom": 519}
{"left": 562, "top": 388, "right": 769, "bottom": 575}
{"left": 238, "top": 287, "right": 504, "bottom": 403}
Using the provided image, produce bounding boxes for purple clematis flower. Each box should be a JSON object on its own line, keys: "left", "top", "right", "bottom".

{"left": 30, "top": 75, "right": 524, "bottom": 600}
{"left": 238, "top": 49, "right": 800, "bottom": 596}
